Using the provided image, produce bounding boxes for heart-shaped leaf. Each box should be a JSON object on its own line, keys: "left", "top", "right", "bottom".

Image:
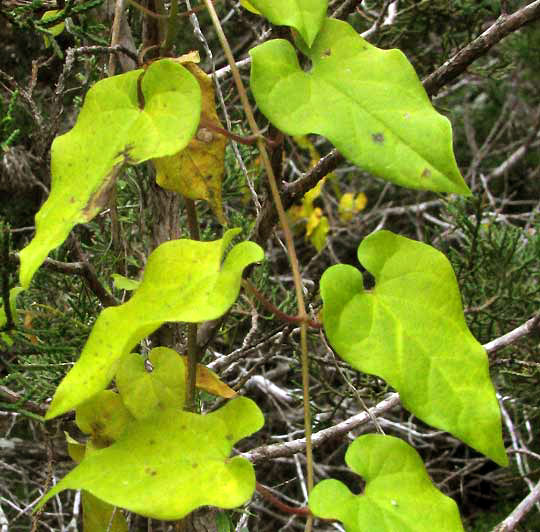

{"left": 45, "top": 229, "right": 264, "bottom": 419}
{"left": 309, "top": 434, "right": 464, "bottom": 531}
{"left": 245, "top": 0, "right": 327, "bottom": 47}
{"left": 320, "top": 230, "right": 507, "bottom": 466}
{"left": 116, "top": 347, "right": 187, "bottom": 418}
{"left": 250, "top": 18, "right": 470, "bottom": 195}
{"left": 19, "top": 59, "right": 201, "bottom": 289}
{"left": 37, "top": 397, "right": 264, "bottom": 520}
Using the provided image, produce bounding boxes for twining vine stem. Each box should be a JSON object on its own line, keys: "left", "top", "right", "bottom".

{"left": 201, "top": 1, "right": 315, "bottom": 528}
{"left": 184, "top": 198, "right": 200, "bottom": 413}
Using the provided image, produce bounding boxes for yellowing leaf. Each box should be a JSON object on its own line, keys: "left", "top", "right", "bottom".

{"left": 246, "top": 0, "right": 328, "bottom": 47}
{"left": 320, "top": 231, "right": 507, "bottom": 465}
{"left": 310, "top": 435, "right": 465, "bottom": 531}
{"left": 154, "top": 63, "right": 227, "bottom": 224}
{"left": 250, "top": 18, "right": 471, "bottom": 195}
{"left": 339, "top": 191, "right": 367, "bottom": 222}
{"left": 180, "top": 357, "right": 237, "bottom": 399}
{"left": 355, "top": 191, "right": 367, "bottom": 211}
{"left": 174, "top": 50, "right": 201, "bottom": 64}
{"left": 310, "top": 214, "right": 329, "bottom": 251}
{"left": 287, "top": 173, "right": 329, "bottom": 250}
{"left": 306, "top": 206, "right": 323, "bottom": 238}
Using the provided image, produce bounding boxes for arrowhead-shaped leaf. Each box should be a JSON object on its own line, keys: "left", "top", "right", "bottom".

{"left": 45, "top": 229, "right": 264, "bottom": 419}
{"left": 37, "top": 397, "right": 264, "bottom": 520}
{"left": 320, "top": 230, "right": 507, "bottom": 466}
{"left": 250, "top": 18, "right": 470, "bottom": 195}
{"left": 19, "top": 59, "right": 201, "bottom": 289}
{"left": 245, "top": 0, "right": 327, "bottom": 47}
{"left": 309, "top": 434, "right": 464, "bottom": 531}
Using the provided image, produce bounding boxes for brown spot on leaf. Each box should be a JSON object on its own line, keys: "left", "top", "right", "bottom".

{"left": 322, "top": 48, "right": 331, "bottom": 58}
{"left": 81, "top": 163, "right": 122, "bottom": 219}
{"left": 196, "top": 127, "right": 213, "bottom": 143}
{"left": 372, "top": 132, "right": 385, "bottom": 144}
{"left": 421, "top": 168, "right": 432, "bottom": 178}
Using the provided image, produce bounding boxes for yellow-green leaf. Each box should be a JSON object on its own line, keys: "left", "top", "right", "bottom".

{"left": 45, "top": 230, "right": 263, "bottom": 419}
{"left": 19, "top": 59, "right": 201, "bottom": 289}
{"left": 250, "top": 18, "right": 470, "bottom": 195}
{"left": 37, "top": 398, "right": 264, "bottom": 520}
{"left": 116, "top": 348, "right": 186, "bottom": 419}
{"left": 82, "top": 492, "right": 128, "bottom": 532}
{"left": 75, "top": 390, "right": 134, "bottom": 448}
{"left": 310, "top": 435, "right": 464, "bottom": 531}
{"left": 320, "top": 230, "right": 507, "bottom": 465}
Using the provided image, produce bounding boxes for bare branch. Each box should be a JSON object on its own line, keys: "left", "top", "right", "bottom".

{"left": 10, "top": 252, "right": 119, "bottom": 308}
{"left": 243, "top": 393, "right": 401, "bottom": 464}
{"left": 485, "top": 315, "right": 540, "bottom": 355}
{"left": 493, "top": 478, "right": 540, "bottom": 531}
{"left": 423, "top": 1, "right": 540, "bottom": 96}
{"left": 0, "top": 385, "right": 47, "bottom": 416}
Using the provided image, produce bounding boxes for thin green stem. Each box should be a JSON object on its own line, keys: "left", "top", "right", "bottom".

{"left": 201, "top": 2, "right": 314, "bottom": 527}
{"left": 162, "top": 0, "right": 179, "bottom": 54}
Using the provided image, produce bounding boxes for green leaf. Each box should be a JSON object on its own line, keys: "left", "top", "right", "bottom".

{"left": 41, "top": 10, "right": 65, "bottom": 47}
{"left": 45, "top": 229, "right": 263, "bottom": 419}
{"left": 64, "top": 432, "right": 86, "bottom": 463}
{"left": 0, "top": 286, "right": 23, "bottom": 346}
{"left": 240, "top": 0, "right": 261, "bottom": 15}
{"left": 320, "top": 230, "right": 507, "bottom": 466}
{"left": 75, "top": 390, "right": 134, "bottom": 448}
{"left": 309, "top": 434, "right": 464, "bottom": 531}
{"left": 246, "top": 0, "right": 327, "bottom": 47}
{"left": 250, "top": 18, "right": 470, "bottom": 196}
{"left": 116, "top": 347, "right": 186, "bottom": 419}
{"left": 19, "top": 59, "right": 201, "bottom": 289}
{"left": 82, "top": 492, "right": 128, "bottom": 532}
{"left": 111, "top": 273, "right": 140, "bottom": 291}
{"left": 37, "top": 397, "right": 264, "bottom": 520}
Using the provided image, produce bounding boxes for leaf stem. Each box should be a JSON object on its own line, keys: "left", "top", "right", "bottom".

{"left": 201, "top": 1, "right": 315, "bottom": 525}
{"left": 242, "top": 279, "right": 321, "bottom": 329}
{"left": 162, "top": 0, "right": 179, "bottom": 54}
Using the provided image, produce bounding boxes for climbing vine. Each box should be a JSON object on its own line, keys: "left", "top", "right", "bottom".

{"left": 6, "top": 1, "right": 539, "bottom": 531}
